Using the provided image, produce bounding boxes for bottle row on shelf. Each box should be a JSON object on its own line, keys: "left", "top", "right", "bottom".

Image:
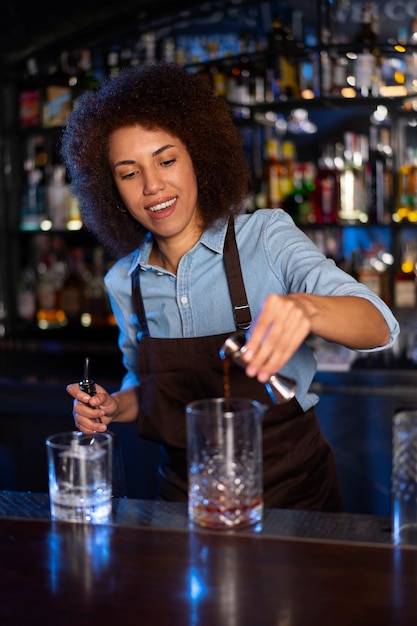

{"left": 20, "top": 134, "right": 81, "bottom": 233}
{"left": 16, "top": 122, "right": 417, "bottom": 233}
{"left": 307, "top": 223, "right": 417, "bottom": 311}
{"left": 15, "top": 4, "right": 417, "bottom": 135}
{"left": 222, "top": 5, "right": 417, "bottom": 111}
{"left": 17, "top": 236, "right": 115, "bottom": 330}
{"left": 256, "top": 124, "right": 417, "bottom": 226}
{"left": 319, "top": 4, "right": 417, "bottom": 102}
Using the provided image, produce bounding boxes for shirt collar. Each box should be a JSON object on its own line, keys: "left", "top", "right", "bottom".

{"left": 126, "top": 218, "right": 229, "bottom": 275}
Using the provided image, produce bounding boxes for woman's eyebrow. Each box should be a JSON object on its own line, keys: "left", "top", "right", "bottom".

{"left": 114, "top": 144, "right": 176, "bottom": 168}
{"left": 114, "top": 159, "right": 135, "bottom": 167}
{"left": 153, "top": 144, "right": 175, "bottom": 156}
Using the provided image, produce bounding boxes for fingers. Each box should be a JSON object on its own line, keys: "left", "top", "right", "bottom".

{"left": 67, "top": 382, "right": 108, "bottom": 434}
{"left": 243, "top": 294, "right": 311, "bottom": 382}
{"left": 73, "top": 419, "right": 106, "bottom": 435}
{"left": 71, "top": 398, "right": 108, "bottom": 432}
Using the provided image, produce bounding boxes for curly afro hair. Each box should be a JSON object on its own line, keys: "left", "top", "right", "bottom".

{"left": 60, "top": 63, "right": 253, "bottom": 259}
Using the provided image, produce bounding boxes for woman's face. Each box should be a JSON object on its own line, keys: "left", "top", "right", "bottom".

{"left": 108, "top": 124, "right": 201, "bottom": 245}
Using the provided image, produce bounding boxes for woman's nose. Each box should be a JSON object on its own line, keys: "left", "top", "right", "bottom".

{"left": 143, "top": 169, "right": 164, "bottom": 194}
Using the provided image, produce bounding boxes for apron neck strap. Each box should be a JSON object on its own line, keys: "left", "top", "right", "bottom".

{"left": 223, "top": 216, "right": 252, "bottom": 330}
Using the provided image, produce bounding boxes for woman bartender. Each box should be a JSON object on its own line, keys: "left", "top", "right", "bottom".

{"left": 62, "top": 63, "right": 399, "bottom": 510}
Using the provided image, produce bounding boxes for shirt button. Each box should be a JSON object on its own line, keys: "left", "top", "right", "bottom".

{"left": 180, "top": 295, "right": 189, "bottom": 306}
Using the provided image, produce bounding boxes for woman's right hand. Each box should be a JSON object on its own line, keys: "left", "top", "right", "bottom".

{"left": 66, "top": 382, "right": 120, "bottom": 435}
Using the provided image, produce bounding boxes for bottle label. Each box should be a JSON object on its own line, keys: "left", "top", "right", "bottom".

{"left": 359, "top": 272, "right": 381, "bottom": 298}
{"left": 19, "top": 90, "right": 41, "bottom": 128}
{"left": 354, "top": 53, "right": 375, "bottom": 90}
{"left": 395, "top": 280, "right": 416, "bottom": 308}
{"left": 43, "top": 86, "right": 72, "bottom": 127}
{"left": 17, "top": 292, "right": 36, "bottom": 321}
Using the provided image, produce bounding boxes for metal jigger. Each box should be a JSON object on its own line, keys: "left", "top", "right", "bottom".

{"left": 220, "top": 331, "right": 297, "bottom": 405}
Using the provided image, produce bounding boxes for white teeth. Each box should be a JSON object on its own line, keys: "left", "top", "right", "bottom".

{"left": 148, "top": 198, "right": 176, "bottom": 212}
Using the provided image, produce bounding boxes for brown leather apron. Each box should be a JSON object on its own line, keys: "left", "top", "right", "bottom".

{"left": 131, "top": 218, "right": 343, "bottom": 511}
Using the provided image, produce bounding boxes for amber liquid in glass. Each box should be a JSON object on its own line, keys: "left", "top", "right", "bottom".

{"left": 223, "top": 356, "right": 231, "bottom": 411}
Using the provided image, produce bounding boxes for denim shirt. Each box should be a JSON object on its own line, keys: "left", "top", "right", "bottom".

{"left": 105, "top": 209, "right": 400, "bottom": 412}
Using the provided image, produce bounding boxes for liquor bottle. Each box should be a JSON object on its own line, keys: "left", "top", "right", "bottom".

{"left": 298, "top": 162, "right": 316, "bottom": 224}
{"left": 42, "top": 51, "right": 73, "bottom": 127}
{"left": 407, "top": 149, "right": 417, "bottom": 222}
{"left": 249, "top": 59, "right": 267, "bottom": 106}
{"left": 206, "top": 58, "right": 228, "bottom": 98}
{"left": 380, "top": 54, "right": 406, "bottom": 97}
{"left": 365, "top": 126, "right": 393, "bottom": 224}
{"left": 160, "top": 37, "right": 176, "bottom": 64}
{"left": 106, "top": 48, "right": 120, "bottom": 77}
{"left": 235, "top": 33, "right": 266, "bottom": 106}
{"left": 225, "top": 40, "right": 253, "bottom": 119}
{"left": 263, "top": 138, "right": 295, "bottom": 209}
{"left": 299, "top": 53, "right": 320, "bottom": 98}
{"left": 406, "top": 18, "right": 417, "bottom": 95}
{"left": 352, "top": 3, "right": 379, "bottom": 97}
{"left": 60, "top": 248, "right": 88, "bottom": 325}
{"left": 282, "top": 161, "right": 316, "bottom": 225}
{"left": 119, "top": 46, "right": 133, "bottom": 70}
{"left": 280, "top": 140, "right": 296, "bottom": 200}
{"left": 18, "top": 57, "right": 41, "bottom": 129}
{"left": 357, "top": 245, "right": 390, "bottom": 302}
{"left": 66, "top": 189, "right": 83, "bottom": 231}
{"left": 331, "top": 55, "right": 349, "bottom": 96}
{"left": 46, "top": 165, "right": 70, "bottom": 230}
{"left": 357, "top": 249, "right": 382, "bottom": 298}
{"left": 395, "top": 148, "right": 413, "bottom": 222}
{"left": 312, "top": 146, "right": 340, "bottom": 224}
{"left": 84, "top": 247, "right": 115, "bottom": 327}
{"left": 320, "top": 51, "right": 333, "bottom": 97}
{"left": 410, "top": 16, "right": 417, "bottom": 44}
{"left": 141, "top": 32, "right": 157, "bottom": 66}
{"left": 36, "top": 252, "right": 66, "bottom": 329}
{"left": 20, "top": 136, "right": 48, "bottom": 231}
{"left": 230, "top": 60, "right": 251, "bottom": 117}
{"left": 267, "top": 15, "right": 300, "bottom": 99}
{"left": 339, "top": 132, "right": 367, "bottom": 223}
{"left": 72, "top": 49, "right": 99, "bottom": 106}
{"left": 281, "top": 160, "right": 302, "bottom": 223}
{"left": 291, "top": 9, "right": 304, "bottom": 45}
{"left": 17, "top": 267, "right": 37, "bottom": 324}
{"left": 263, "top": 138, "right": 282, "bottom": 209}
{"left": 394, "top": 239, "right": 417, "bottom": 308}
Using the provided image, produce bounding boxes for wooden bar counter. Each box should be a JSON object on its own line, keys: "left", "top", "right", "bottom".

{"left": 1, "top": 491, "right": 416, "bottom": 625}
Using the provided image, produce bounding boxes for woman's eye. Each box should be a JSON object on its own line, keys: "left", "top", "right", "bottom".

{"left": 161, "top": 158, "right": 176, "bottom": 167}
{"left": 120, "top": 171, "right": 137, "bottom": 180}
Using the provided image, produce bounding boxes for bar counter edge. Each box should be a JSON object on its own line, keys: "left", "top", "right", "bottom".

{"left": 0, "top": 490, "right": 402, "bottom": 549}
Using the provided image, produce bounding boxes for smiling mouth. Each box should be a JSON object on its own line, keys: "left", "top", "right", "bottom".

{"left": 147, "top": 198, "right": 176, "bottom": 213}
